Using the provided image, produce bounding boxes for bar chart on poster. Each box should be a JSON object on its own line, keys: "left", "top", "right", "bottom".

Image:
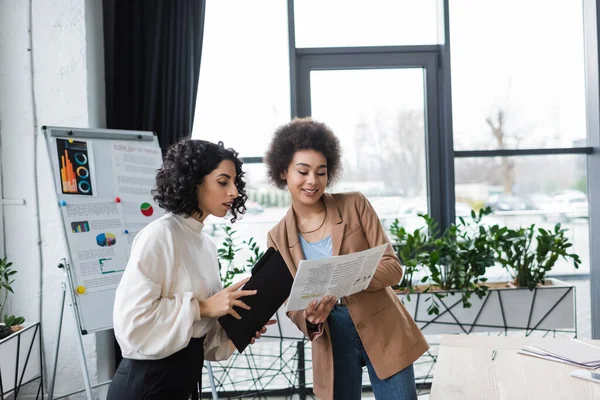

{"left": 43, "top": 126, "right": 166, "bottom": 334}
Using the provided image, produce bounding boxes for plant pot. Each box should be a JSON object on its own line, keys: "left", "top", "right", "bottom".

{"left": 0, "top": 325, "right": 11, "bottom": 340}
{"left": 397, "top": 278, "right": 575, "bottom": 334}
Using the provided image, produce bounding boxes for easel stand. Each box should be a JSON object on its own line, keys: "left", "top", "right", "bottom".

{"left": 48, "top": 260, "right": 110, "bottom": 400}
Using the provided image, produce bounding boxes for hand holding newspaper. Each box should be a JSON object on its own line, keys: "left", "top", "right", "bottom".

{"left": 286, "top": 243, "right": 388, "bottom": 311}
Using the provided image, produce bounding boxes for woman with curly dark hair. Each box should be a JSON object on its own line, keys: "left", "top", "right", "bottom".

{"left": 108, "top": 139, "right": 274, "bottom": 400}
{"left": 265, "top": 118, "right": 429, "bottom": 400}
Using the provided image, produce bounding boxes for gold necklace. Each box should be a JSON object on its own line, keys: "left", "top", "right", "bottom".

{"left": 317, "top": 214, "right": 328, "bottom": 241}
{"left": 298, "top": 208, "right": 327, "bottom": 234}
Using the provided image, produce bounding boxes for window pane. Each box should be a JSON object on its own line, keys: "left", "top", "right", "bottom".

{"left": 193, "top": 1, "right": 290, "bottom": 157}
{"left": 455, "top": 155, "right": 589, "bottom": 277}
{"left": 205, "top": 69, "right": 430, "bottom": 246}
{"left": 450, "top": 1, "right": 587, "bottom": 150}
{"left": 310, "top": 68, "right": 429, "bottom": 235}
{"left": 294, "top": 0, "right": 441, "bottom": 48}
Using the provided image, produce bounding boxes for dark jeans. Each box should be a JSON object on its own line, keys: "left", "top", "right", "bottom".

{"left": 328, "top": 305, "right": 417, "bottom": 400}
{"left": 107, "top": 337, "right": 205, "bottom": 400}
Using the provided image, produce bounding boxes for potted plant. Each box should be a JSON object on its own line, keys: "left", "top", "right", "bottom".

{"left": 0, "top": 256, "right": 39, "bottom": 398}
{"left": 392, "top": 208, "right": 498, "bottom": 315}
{"left": 494, "top": 223, "right": 581, "bottom": 289}
{"left": 0, "top": 256, "right": 25, "bottom": 340}
{"left": 392, "top": 210, "right": 579, "bottom": 335}
{"left": 485, "top": 223, "right": 580, "bottom": 334}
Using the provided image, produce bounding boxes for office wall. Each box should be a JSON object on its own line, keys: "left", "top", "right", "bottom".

{"left": 0, "top": 0, "right": 108, "bottom": 397}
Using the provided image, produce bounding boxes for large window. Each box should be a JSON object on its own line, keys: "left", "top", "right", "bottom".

{"left": 193, "top": 1, "right": 599, "bottom": 338}
{"left": 192, "top": 0, "right": 290, "bottom": 157}
{"left": 202, "top": 66, "right": 432, "bottom": 249}
{"left": 309, "top": 68, "right": 429, "bottom": 233}
{"left": 449, "top": 1, "right": 591, "bottom": 281}
{"left": 450, "top": 0, "right": 587, "bottom": 150}
{"left": 294, "top": 0, "right": 441, "bottom": 48}
{"left": 455, "top": 154, "right": 589, "bottom": 277}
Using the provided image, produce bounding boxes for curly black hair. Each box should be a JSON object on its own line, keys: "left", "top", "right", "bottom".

{"left": 153, "top": 138, "right": 247, "bottom": 222}
{"left": 265, "top": 117, "right": 342, "bottom": 190}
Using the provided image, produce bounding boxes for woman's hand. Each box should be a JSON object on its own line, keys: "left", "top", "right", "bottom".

{"left": 250, "top": 319, "right": 277, "bottom": 344}
{"left": 303, "top": 296, "right": 337, "bottom": 325}
{"left": 198, "top": 278, "right": 256, "bottom": 319}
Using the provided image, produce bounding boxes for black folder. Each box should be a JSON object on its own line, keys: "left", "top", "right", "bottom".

{"left": 218, "top": 247, "right": 293, "bottom": 353}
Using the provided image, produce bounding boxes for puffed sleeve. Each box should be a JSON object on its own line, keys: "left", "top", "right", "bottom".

{"left": 203, "top": 320, "right": 235, "bottom": 361}
{"left": 113, "top": 224, "right": 201, "bottom": 359}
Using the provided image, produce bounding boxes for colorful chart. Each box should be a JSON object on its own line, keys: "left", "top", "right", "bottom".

{"left": 140, "top": 202, "right": 154, "bottom": 217}
{"left": 59, "top": 148, "right": 77, "bottom": 193}
{"left": 71, "top": 221, "right": 90, "bottom": 233}
{"left": 56, "top": 139, "right": 93, "bottom": 196}
{"left": 96, "top": 232, "right": 116, "bottom": 247}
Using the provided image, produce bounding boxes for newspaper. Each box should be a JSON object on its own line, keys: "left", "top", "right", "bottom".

{"left": 286, "top": 243, "right": 388, "bottom": 311}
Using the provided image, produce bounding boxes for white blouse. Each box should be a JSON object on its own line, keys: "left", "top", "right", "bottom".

{"left": 113, "top": 213, "right": 234, "bottom": 361}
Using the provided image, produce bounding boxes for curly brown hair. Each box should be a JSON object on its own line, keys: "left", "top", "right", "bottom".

{"left": 153, "top": 138, "right": 247, "bottom": 223}
{"left": 265, "top": 118, "right": 342, "bottom": 190}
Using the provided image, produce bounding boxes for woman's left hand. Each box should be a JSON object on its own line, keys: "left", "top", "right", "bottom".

{"left": 250, "top": 319, "right": 277, "bottom": 344}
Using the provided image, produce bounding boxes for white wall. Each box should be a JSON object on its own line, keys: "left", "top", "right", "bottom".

{"left": 0, "top": 0, "right": 108, "bottom": 398}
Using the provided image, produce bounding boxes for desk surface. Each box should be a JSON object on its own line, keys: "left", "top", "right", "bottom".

{"left": 430, "top": 335, "right": 600, "bottom": 400}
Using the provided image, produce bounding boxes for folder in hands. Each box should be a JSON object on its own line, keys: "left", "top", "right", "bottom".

{"left": 218, "top": 247, "right": 293, "bottom": 353}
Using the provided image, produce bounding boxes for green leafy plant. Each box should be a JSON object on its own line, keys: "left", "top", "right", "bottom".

{"left": 494, "top": 223, "right": 581, "bottom": 289}
{"left": 243, "top": 237, "right": 264, "bottom": 269}
{"left": 393, "top": 208, "right": 501, "bottom": 315}
{"left": 393, "top": 207, "right": 582, "bottom": 315}
{"left": 0, "top": 256, "right": 25, "bottom": 336}
{"left": 390, "top": 220, "right": 430, "bottom": 291}
{"left": 217, "top": 226, "right": 264, "bottom": 288}
{"left": 0, "top": 257, "right": 17, "bottom": 320}
{"left": 4, "top": 315, "right": 25, "bottom": 327}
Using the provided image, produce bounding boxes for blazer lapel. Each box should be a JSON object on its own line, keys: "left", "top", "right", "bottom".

{"left": 285, "top": 193, "right": 346, "bottom": 262}
{"left": 284, "top": 207, "right": 305, "bottom": 271}
{"left": 323, "top": 193, "right": 345, "bottom": 256}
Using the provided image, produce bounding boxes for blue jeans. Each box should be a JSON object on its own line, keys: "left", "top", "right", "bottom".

{"left": 327, "top": 305, "right": 417, "bottom": 400}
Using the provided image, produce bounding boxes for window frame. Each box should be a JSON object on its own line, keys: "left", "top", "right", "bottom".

{"left": 235, "top": 0, "right": 600, "bottom": 338}
{"left": 294, "top": 47, "right": 448, "bottom": 228}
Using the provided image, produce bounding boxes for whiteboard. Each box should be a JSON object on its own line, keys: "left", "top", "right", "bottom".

{"left": 43, "top": 126, "right": 165, "bottom": 334}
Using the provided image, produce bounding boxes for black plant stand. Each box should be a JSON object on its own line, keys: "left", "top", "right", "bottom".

{"left": 0, "top": 322, "right": 44, "bottom": 399}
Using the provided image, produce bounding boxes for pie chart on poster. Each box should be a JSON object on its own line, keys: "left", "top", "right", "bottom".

{"left": 96, "top": 232, "right": 116, "bottom": 247}
{"left": 140, "top": 202, "right": 154, "bottom": 217}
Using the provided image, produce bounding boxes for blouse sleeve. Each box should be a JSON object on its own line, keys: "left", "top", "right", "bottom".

{"left": 203, "top": 321, "right": 235, "bottom": 361}
{"left": 113, "top": 224, "right": 201, "bottom": 359}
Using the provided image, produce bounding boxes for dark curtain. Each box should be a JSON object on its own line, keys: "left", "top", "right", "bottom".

{"left": 102, "top": 0, "right": 206, "bottom": 368}
{"left": 103, "top": 0, "right": 206, "bottom": 153}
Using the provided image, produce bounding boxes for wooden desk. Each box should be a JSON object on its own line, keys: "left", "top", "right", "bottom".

{"left": 430, "top": 335, "right": 600, "bottom": 400}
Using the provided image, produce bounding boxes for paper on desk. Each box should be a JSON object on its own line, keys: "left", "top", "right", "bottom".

{"left": 519, "top": 339, "right": 600, "bottom": 369}
{"left": 285, "top": 243, "right": 388, "bottom": 311}
{"left": 518, "top": 350, "right": 600, "bottom": 369}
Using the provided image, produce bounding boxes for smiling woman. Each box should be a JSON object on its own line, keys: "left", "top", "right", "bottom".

{"left": 264, "top": 118, "right": 429, "bottom": 400}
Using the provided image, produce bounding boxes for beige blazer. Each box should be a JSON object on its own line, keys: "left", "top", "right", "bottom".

{"left": 267, "top": 192, "right": 429, "bottom": 400}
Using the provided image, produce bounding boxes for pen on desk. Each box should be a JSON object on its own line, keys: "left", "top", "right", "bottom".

{"left": 491, "top": 349, "right": 497, "bottom": 360}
